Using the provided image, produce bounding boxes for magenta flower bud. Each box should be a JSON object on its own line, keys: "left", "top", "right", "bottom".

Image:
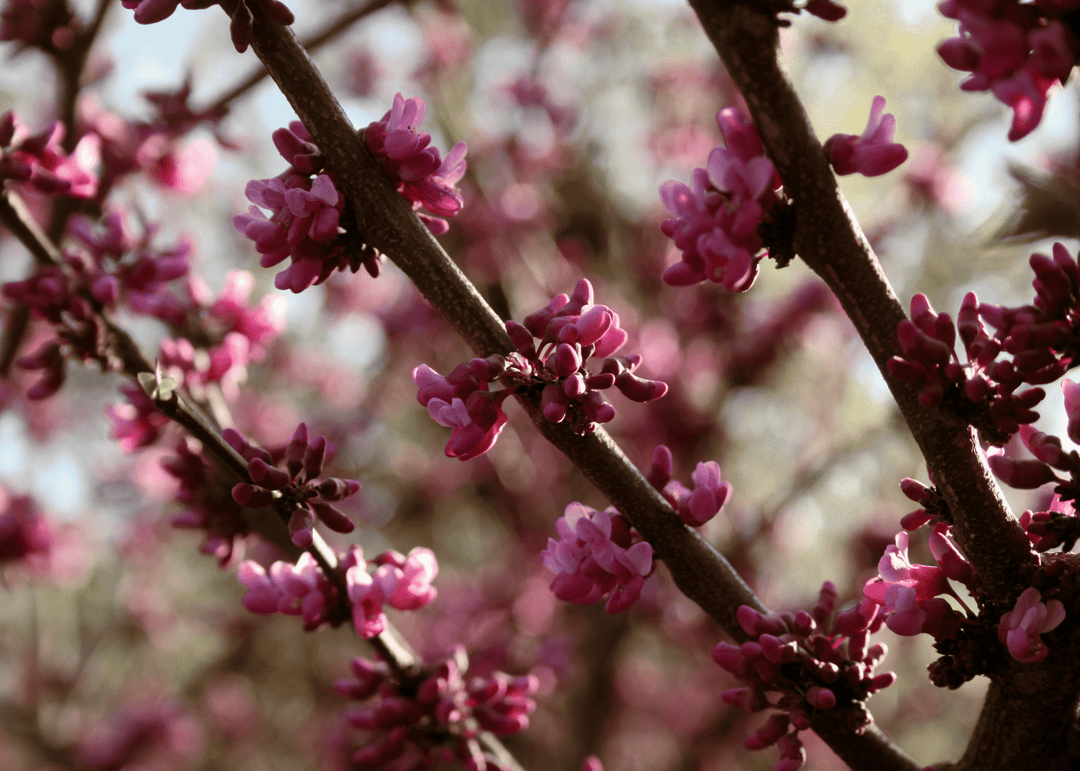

{"left": 897, "top": 319, "right": 951, "bottom": 365}
{"left": 469, "top": 355, "right": 506, "bottom": 382}
{"left": 807, "top": 686, "right": 836, "bottom": 709}
{"left": 542, "top": 384, "right": 568, "bottom": 423}
{"left": 614, "top": 371, "right": 668, "bottom": 402}
{"left": 581, "top": 391, "right": 616, "bottom": 423}
{"left": 247, "top": 457, "right": 291, "bottom": 490}
{"left": 522, "top": 294, "right": 567, "bottom": 337}
{"left": 745, "top": 713, "right": 789, "bottom": 749}
{"left": 887, "top": 355, "right": 926, "bottom": 384}
{"left": 646, "top": 445, "right": 674, "bottom": 491}
{"left": 285, "top": 423, "right": 309, "bottom": 479}
{"left": 792, "top": 610, "right": 815, "bottom": 636}
{"left": 311, "top": 501, "right": 355, "bottom": 533}
{"left": 584, "top": 372, "right": 616, "bottom": 390}
{"left": 288, "top": 508, "right": 314, "bottom": 548}
{"left": 575, "top": 306, "right": 613, "bottom": 346}
{"left": 737, "top": 605, "right": 766, "bottom": 636}
{"left": 987, "top": 454, "right": 1058, "bottom": 489}
{"left": 231, "top": 482, "right": 275, "bottom": 508}
{"left": 563, "top": 373, "right": 586, "bottom": 397}
{"left": 899, "top": 477, "right": 931, "bottom": 502}
{"left": 721, "top": 687, "right": 763, "bottom": 712}
{"left": 551, "top": 342, "right": 582, "bottom": 377}
{"left": 303, "top": 435, "right": 327, "bottom": 481}
{"left": 900, "top": 509, "right": 935, "bottom": 530}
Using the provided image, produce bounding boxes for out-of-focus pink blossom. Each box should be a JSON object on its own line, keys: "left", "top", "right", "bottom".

{"left": 0, "top": 111, "right": 100, "bottom": 198}
{"left": 824, "top": 96, "right": 908, "bottom": 177}
{"left": 0, "top": 493, "right": 52, "bottom": 565}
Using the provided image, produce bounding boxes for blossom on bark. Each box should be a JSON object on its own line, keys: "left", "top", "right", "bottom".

{"left": 0, "top": 111, "right": 100, "bottom": 198}
{"left": 364, "top": 93, "right": 468, "bottom": 235}
{"left": 998, "top": 586, "right": 1065, "bottom": 663}
{"left": 645, "top": 445, "right": 732, "bottom": 527}
{"left": 226, "top": 423, "right": 361, "bottom": 548}
{"left": 659, "top": 108, "right": 783, "bottom": 290}
{"left": 346, "top": 547, "right": 439, "bottom": 638}
{"left": 415, "top": 279, "right": 667, "bottom": 459}
{"left": 713, "top": 583, "right": 893, "bottom": 771}
{"left": 540, "top": 503, "right": 653, "bottom": 613}
{"left": 823, "top": 96, "right": 908, "bottom": 177}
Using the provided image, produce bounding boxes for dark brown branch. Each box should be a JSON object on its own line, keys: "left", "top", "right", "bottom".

{"left": 685, "top": 0, "right": 1031, "bottom": 605}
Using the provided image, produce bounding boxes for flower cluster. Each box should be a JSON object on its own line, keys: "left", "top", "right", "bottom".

{"left": 414, "top": 278, "right": 667, "bottom": 459}
{"left": 233, "top": 121, "right": 380, "bottom": 293}
{"left": 238, "top": 545, "right": 437, "bottom": 637}
{"left": 712, "top": 583, "right": 894, "bottom": 771}
{"left": 887, "top": 292, "right": 1046, "bottom": 444}
{"left": 226, "top": 423, "right": 360, "bottom": 548}
{"left": 337, "top": 647, "right": 537, "bottom": 770}
{"left": 998, "top": 586, "right": 1065, "bottom": 663}
{"left": 823, "top": 96, "right": 908, "bottom": 177}
{"left": 658, "top": 107, "right": 783, "bottom": 290}
{"left": 645, "top": 445, "right": 732, "bottom": 527}
{"left": 1019, "top": 492, "right": 1080, "bottom": 553}
{"left": 937, "top": 0, "right": 1080, "bottom": 141}
{"left": 364, "top": 92, "right": 468, "bottom": 235}
{"left": 540, "top": 503, "right": 653, "bottom": 613}
{"left": 0, "top": 111, "right": 99, "bottom": 198}
{"left": 863, "top": 527, "right": 973, "bottom": 638}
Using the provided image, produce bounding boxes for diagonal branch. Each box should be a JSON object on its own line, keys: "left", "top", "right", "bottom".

{"left": 685, "top": 0, "right": 1031, "bottom": 605}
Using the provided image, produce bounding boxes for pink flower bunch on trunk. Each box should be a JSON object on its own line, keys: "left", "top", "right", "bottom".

{"left": 415, "top": 278, "right": 667, "bottom": 459}
{"left": 823, "top": 96, "right": 908, "bottom": 177}
{"left": 226, "top": 423, "right": 361, "bottom": 548}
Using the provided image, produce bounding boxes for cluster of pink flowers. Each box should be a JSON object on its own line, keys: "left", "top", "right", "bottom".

{"left": 337, "top": 647, "right": 537, "bottom": 770}
{"left": 238, "top": 544, "right": 437, "bottom": 637}
{"left": 0, "top": 111, "right": 99, "bottom": 198}
{"left": 891, "top": 243, "right": 1080, "bottom": 444}
{"left": 712, "top": 583, "right": 894, "bottom": 771}
{"left": 937, "top": 0, "right": 1080, "bottom": 141}
{"left": 823, "top": 96, "right": 908, "bottom": 177}
{"left": 364, "top": 93, "right": 469, "bottom": 235}
{"left": 645, "top": 445, "right": 732, "bottom": 527}
{"left": 226, "top": 422, "right": 360, "bottom": 548}
{"left": 414, "top": 278, "right": 667, "bottom": 459}
{"left": 234, "top": 120, "right": 382, "bottom": 293}
{"left": 540, "top": 503, "right": 653, "bottom": 613}
{"left": 887, "top": 292, "right": 1047, "bottom": 444}
{"left": 997, "top": 586, "right": 1065, "bottom": 663}
{"left": 863, "top": 527, "right": 973, "bottom": 638}
{"left": 658, "top": 107, "right": 783, "bottom": 290}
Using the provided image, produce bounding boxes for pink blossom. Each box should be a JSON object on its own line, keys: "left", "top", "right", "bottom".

{"left": 659, "top": 108, "right": 781, "bottom": 290}
{"left": 998, "top": 586, "right": 1065, "bottom": 663}
{"left": 237, "top": 553, "right": 330, "bottom": 628}
{"left": 541, "top": 503, "right": 652, "bottom": 613}
{"left": 346, "top": 547, "right": 439, "bottom": 638}
{"left": 824, "top": 96, "right": 908, "bottom": 177}
{"left": 364, "top": 93, "right": 468, "bottom": 233}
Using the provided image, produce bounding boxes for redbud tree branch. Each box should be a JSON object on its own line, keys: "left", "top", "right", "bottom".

{"left": 686, "top": 2, "right": 1080, "bottom": 770}
{"left": 686, "top": 0, "right": 1031, "bottom": 603}
{"left": 219, "top": 3, "right": 920, "bottom": 770}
